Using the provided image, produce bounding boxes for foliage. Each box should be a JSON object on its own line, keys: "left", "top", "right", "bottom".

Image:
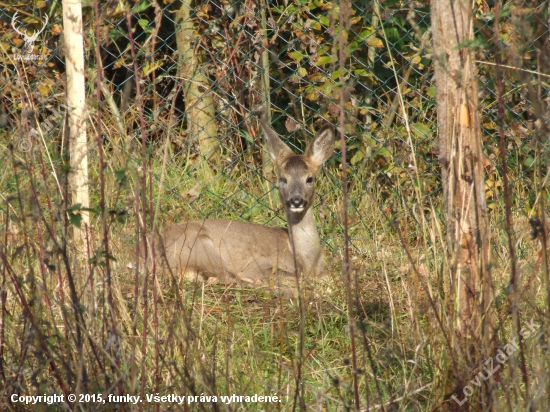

{"left": 0, "top": 0, "right": 549, "bottom": 410}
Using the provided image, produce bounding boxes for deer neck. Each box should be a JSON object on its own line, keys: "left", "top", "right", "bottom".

{"left": 286, "top": 208, "right": 324, "bottom": 274}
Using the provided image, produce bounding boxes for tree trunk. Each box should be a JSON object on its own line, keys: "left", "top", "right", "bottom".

{"left": 431, "top": 0, "right": 495, "bottom": 409}
{"left": 63, "top": 0, "right": 90, "bottom": 250}
{"left": 175, "top": 0, "right": 219, "bottom": 175}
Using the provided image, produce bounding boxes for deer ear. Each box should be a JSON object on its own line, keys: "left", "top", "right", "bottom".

{"left": 306, "top": 124, "right": 335, "bottom": 167}
{"left": 257, "top": 115, "right": 294, "bottom": 166}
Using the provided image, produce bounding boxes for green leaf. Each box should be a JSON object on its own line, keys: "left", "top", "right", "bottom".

{"left": 331, "top": 68, "right": 349, "bottom": 80}
{"left": 317, "top": 15, "right": 329, "bottom": 26}
{"left": 297, "top": 67, "right": 308, "bottom": 77}
{"left": 364, "top": 136, "right": 377, "bottom": 148}
{"left": 315, "top": 55, "right": 332, "bottom": 66}
{"left": 358, "top": 29, "right": 374, "bottom": 40}
{"left": 133, "top": 0, "right": 152, "bottom": 13}
{"left": 289, "top": 51, "right": 305, "bottom": 63}
{"left": 350, "top": 150, "right": 364, "bottom": 165}
{"left": 374, "top": 147, "right": 392, "bottom": 158}
{"left": 137, "top": 19, "right": 150, "bottom": 31}
{"left": 384, "top": 27, "right": 400, "bottom": 42}
{"left": 523, "top": 156, "right": 535, "bottom": 168}
{"left": 411, "top": 123, "right": 431, "bottom": 138}
{"left": 115, "top": 169, "right": 128, "bottom": 183}
{"left": 67, "top": 204, "right": 83, "bottom": 228}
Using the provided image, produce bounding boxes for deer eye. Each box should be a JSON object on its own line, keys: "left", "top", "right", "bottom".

{"left": 306, "top": 176, "right": 314, "bottom": 184}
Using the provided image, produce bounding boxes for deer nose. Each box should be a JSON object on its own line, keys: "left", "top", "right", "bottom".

{"left": 289, "top": 196, "right": 306, "bottom": 209}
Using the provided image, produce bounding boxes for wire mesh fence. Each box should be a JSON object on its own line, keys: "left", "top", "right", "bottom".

{"left": 1, "top": 1, "right": 548, "bottom": 246}
{"left": 1, "top": 0, "right": 549, "bottom": 408}
{"left": 2, "top": 0, "right": 547, "bottom": 252}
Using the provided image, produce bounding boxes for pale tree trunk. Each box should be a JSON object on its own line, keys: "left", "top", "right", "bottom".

{"left": 63, "top": 0, "right": 90, "bottom": 323}
{"left": 431, "top": 0, "right": 495, "bottom": 409}
{"left": 175, "top": 0, "right": 219, "bottom": 176}
{"left": 63, "top": 0, "right": 90, "bottom": 393}
{"left": 63, "top": 0, "right": 90, "bottom": 249}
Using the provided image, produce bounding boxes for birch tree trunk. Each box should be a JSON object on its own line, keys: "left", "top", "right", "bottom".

{"left": 431, "top": 0, "right": 495, "bottom": 409}
{"left": 63, "top": 0, "right": 90, "bottom": 247}
{"left": 175, "top": 0, "right": 219, "bottom": 176}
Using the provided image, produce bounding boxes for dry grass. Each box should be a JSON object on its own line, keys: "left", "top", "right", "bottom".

{"left": 0, "top": 121, "right": 548, "bottom": 411}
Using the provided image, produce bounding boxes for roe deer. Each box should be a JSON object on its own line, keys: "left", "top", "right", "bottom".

{"left": 150, "top": 111, "right": 335, "bottom": 292}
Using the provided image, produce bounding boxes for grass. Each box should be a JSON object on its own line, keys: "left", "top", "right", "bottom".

{"left": 1, "top": 113, "right": 549, "bottom": 411}
{"left": 0, "top": 129, "right": 544, "bottom": 411}
{"left": 1, "top": 39, "right": 549, "bottom": 411}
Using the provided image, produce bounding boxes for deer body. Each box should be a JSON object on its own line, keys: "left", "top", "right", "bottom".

{"left": 153, "top": 114, "right": 335, "bottom": 290}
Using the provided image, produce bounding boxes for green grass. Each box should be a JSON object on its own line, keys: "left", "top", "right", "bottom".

{"left": 0, "top": 116, "right": 548, "bottom": 411}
